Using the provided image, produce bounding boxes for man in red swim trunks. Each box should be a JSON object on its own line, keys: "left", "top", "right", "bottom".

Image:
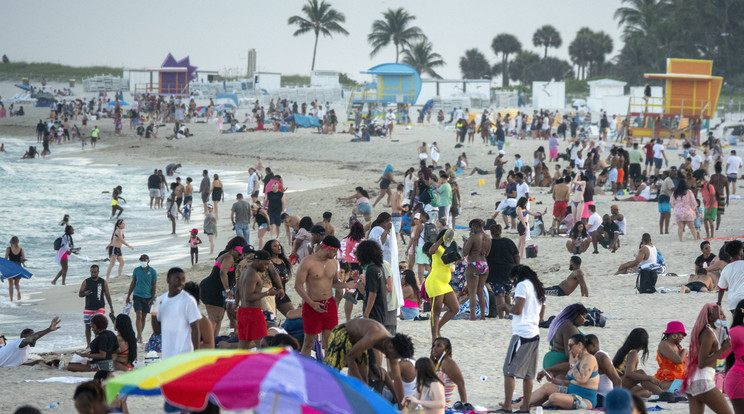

{"left": 295, "top": 236, "right": 356, "bottom": 357}
{"left": 235, "top": 250, "right": 278, "bottom": 349}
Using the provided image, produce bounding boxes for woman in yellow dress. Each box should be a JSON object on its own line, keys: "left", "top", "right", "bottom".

{"left": 425, "top": 229, "right": 459, "bottom": 341}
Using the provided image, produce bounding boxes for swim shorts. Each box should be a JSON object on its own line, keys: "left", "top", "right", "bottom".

{"left": 728, "top": 174, "right": 738, "bottom": 183}
{"left": 302, "top": 298, "right": 338, "bottom": 335}
{"left": 658, "top": 194, "right": 671, "bottom": 213}
{"left": 392, "top": 213, "right": 402, "bottom": 232}
{"left": 553, "top": 201, "right": 567, "bottom": 218}
{"left": 132, "top": 295, "right": 151, "bottom": 314}
{"left": 489, "top": 282, "right": 512, "bottom": 296}
{"left": 545, "top": 285, "right": 566, "bottom": 296}
{"left": 608, "top": 168, "right": 618, "bottom": 183}
{"left": 108, "top": 246, "right": 122, "bottom": 257}
{"left": 718, "top": 194, "right": 725, "bottom": 215}
{"left": 503, "top": 334, "right": 540, "bottom": 379}
{"left": 704, "top": 208, "right": 717, "bottom": 220}
{"left": 149, "top": 188, "right": 159, "bottom": 198}
{"left": 324, "top": 324, "right": 368, "bottom": 370}
{"left": 237, "top": 307, "right": 268, "bottom": 343}
{"left": 83, "top": 308, "right": 106, "bottom": 325}
{"left": 685, "top": 281, "right": 707, "bottom": 292}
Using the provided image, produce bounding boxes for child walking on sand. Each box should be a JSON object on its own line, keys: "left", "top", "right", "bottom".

{"left": 189, "top": 228, "right": 202, "bottom": 265}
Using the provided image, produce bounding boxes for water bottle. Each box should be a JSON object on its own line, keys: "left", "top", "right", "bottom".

{"left": 48, "top": 402, "right": 61, "bottom": 408}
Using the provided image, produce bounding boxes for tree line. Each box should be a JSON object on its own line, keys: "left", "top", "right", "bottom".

{"left": 289, "top": 0, "right": 744, "bottom": 88}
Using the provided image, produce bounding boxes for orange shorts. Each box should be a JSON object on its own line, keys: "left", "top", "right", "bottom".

{"left": 617, "top": 168, "right": 625, "bottom": 183}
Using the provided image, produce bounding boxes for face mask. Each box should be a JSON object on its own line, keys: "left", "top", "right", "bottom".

{"left": 715, "top": 319, "right": 727, "bottom": 328}
{"left": 139, "top": 262, "right": 148, "bottom": 268}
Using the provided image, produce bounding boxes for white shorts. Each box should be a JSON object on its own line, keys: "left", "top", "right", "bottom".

{"left": 419, "top": 153, "right": 428, "bottom": 160}
{"left": 687, "top": 367, "right": 716, "bottom": 397}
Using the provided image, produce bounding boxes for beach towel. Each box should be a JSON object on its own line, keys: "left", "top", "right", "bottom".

{"left": 293, "top": 114, "right": 321, "bottom": 128}
{"left": 24, "top": 377, "right": 89, "bottom": 384}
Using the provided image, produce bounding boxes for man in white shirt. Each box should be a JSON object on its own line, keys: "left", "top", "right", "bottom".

{"left": 689, "top": 149, "right": 702, "bottom": 171}
{"left": 726, "top": 150, "right": 743, "bottom": 195}
{"left": 385, "top": 109, "right": 396, "bottom": 138}
{"left": 652, "top": 139, "right": 667, "bottom": 175}
{"left": 153, "top": 267, "right": 202, "bottom": 359}
{"left": 0, "top": 317, "right": 60, "bottom": 367}
{"left": 498, "top": 265, "right": 545, "bottom": 411}
{"left": 247, "top": 167, "right": 260, "bottom": 202}
{"left": 717, "top": 240, "right": 744, "bottom": 316}
{"left": 586, "top": 204, "right": 602, "bottom": 234}
{"left": 515, "top": 173, "right": 530, "bottom": 211}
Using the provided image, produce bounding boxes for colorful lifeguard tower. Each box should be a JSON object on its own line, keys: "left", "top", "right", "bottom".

{"left": 133, "top": 53, "right": 197, "bottom": 96}
{"left": 627, "top": 58, "right": 723, "bottom": 143}
{"left": 348, "top": 63, "right": 422, "bottom": 120}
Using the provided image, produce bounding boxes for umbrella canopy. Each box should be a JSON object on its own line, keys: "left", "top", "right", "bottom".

{"left": 0, "top": 257, "right": 33, "bottom": 280}
{"left": 14, "top": 84, "right": 31, "bottom": 91}
{"left": 106, "top": 100, "right": 129, "bottom": 106}
{"left": 106, "top": 348, "right": 397, "bottom": 414}
{"left": 216, "top": 103, "right": 235, "bottom": 110}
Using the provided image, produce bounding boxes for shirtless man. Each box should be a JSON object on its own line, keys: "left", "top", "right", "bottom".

{"left": 417, "top": 142, "right": 428, "bottom": 162}
{"left": 184, "top": 177, "right": 194, "bottom": 209}
{"left": 281, "top": 213, "right": 301, "bottom": 247}
{"left": 545, "top": 256, "right": 588, "bottom": 297}
{"left": 324, "top": 317, "right": 413, "bottom": 399}
{"left": 316, "top": 211, "right": 335, "bottom": 237}
{"left": 174, "top": 177, "right": 185, "bottom": 210}
{"left": 390, "top": 184, "right": 404, "bottom": 236}
{"left": 551, "top": 177, "right": 569, "bottom": 235}
{"left": 295, "top": 236, "right": 353, "bottom": 356}
{"left": 235, "top": 250, "right": 278, "bottom": 348}
{"left": 680, "top": 268, "right": 714, "bottom": 293}
{"left": 463, "top": 218, "right": 491, "bottom": 320}
{"left": 709, "top": 162, "right": 729, "bottom": 231}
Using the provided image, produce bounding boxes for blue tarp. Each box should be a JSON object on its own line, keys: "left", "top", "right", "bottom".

{"left": 294, "top": 115, "right": 321, "bottom": 128}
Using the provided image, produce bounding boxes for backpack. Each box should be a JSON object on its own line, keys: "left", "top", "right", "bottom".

{"left": 423, "top": 222, "right": 437, "bottom": 244}
{"left": 636, "top": 267, "right": 658, "bottom": 294}
{"left": 583, "top": 308, "right": 607, "bottom": 327}
{"left": 53, "top": 237, "right": 63, "bottom": 251}
{"left": 526, "top": 245, "right": 538, "bottom": 258}
{"left": 418, "top": 186, "right": 432, "bottom": 205}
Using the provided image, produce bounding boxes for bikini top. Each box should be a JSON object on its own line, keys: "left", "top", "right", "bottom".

{"left": 214, "top": 260, "right": 235, "bottom": 272}
{"left": 567, "top": 368, "right": 599, "bottom": 381}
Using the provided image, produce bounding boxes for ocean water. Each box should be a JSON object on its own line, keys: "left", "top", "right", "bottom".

{"left": 0, "top": 137, "right": 246, "bottom": 352}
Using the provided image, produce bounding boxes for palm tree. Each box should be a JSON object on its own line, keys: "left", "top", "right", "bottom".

{"left": 459, "top": 48, "right": 491, "bottom": 79}
{"left": 532, "top": 25, "right": 562, "bottom": 58}
{"left": 491, "top": 33, "right": 522, "bottom": 87}
{"left": 288, "top": 0, "right": 349, "bottom": 71}
{"left": 401, "top": 41, "right": 445, "bottom": 78}
{"left": 368, "top": 8, "right": 424, "bottom": 63}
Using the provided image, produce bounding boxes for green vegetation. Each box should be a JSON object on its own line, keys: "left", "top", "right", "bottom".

{"left": 0, "top": 61, "right": 122, "bottom": 80}
{"left": 288, "top": 0, "right": 349, "bottom": 71}
{"left": 338, "top": 73, "right": 359, "bottom": 88}
{"left": 281, "top": 74, "right": 311, "bottom": 87}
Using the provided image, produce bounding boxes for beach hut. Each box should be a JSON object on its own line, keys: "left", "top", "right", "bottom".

{"left": 349, "top": 63, "right": 422, "bottom": 120}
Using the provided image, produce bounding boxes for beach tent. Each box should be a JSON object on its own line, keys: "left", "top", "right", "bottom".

{"left": 294, "top": 114, "right": 321, "bottom": 128}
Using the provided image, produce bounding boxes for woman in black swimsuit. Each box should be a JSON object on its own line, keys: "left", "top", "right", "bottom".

{"left": 262, "top": 240, "right": 294, "bottom": 316}
{"left": 372, "top": 164, "right": 396, "bottom": 208}
{"left": 199, "top": 236, "right": 245, "bottom": 338}
{"left": 4, "top": 236, "right": 25, "bottom": 301}
{"left": 210, "top": 174, "right": 224, "bottom": 219}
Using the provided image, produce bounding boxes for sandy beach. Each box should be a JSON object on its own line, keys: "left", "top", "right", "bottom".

{"left": 1, "top": 83, "right": 743, "bottom": 413}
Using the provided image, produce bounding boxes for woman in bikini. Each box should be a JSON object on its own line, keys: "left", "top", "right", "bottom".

{"left": 685, "top": 303, "right": 732, "bottom": 414}
{"left": 566, "top": 222, "right": 592, "bottom": 255}
{"left": 570, "top": 171, "right": 586, "bottom": 224}
{"left": 613, "top": 328, "right": 663, "bottom": 397}
{"left": 105, "top": 219, "right": 134, "bottom": 281}
{"left": 403, "top": 358, "right": 446, "bottom": 414}
{"left": 462, "top": 219, "right": 491, "bottom": 320}
{"left": 198, "top": 237, "right": 246, "bottom": 338}
{"left": 113, "top": 314, "right": 137, "bottom": 371}
{"left": 524, "top": 334, "right": 599, "bottom": 410}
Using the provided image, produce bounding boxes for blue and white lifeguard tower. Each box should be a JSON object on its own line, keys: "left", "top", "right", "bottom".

{"left": 348, "top": 63, "right": 422, "bottom": 121}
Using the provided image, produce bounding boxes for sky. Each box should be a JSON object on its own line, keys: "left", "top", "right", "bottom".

{"left": 1, "top": 0, "right": 626, "bottom": 82}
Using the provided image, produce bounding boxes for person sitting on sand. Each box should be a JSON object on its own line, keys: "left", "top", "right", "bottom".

{"left": 545, "top": 256, "right": 588, "bottom": 297}
{"left": 612, "top": 328, "right": 663, "bottom": 397}
{"left": 68, "top": 314, "right": 119, "bottom": 372}
{"left": 591, "top": 215, "right": 620, "bottom": 254}
{"left": 680, "top": 268, "right": 715, "bottom": 293}
{"left": 615, "top": 233, "right": 657, "bottom": 275}
{"left": 430, "top": 337, "right": 470, "bottom": 409}
{"left": 402, "top": 358, "right": 446, "bottom": 414}
{"left": 0, "top": 317, "right": 60, "bottom": 367}
{"left": 542, "top": 304, "right": 588, "bottom": 377}
{"left": 585, "top": 334, "right": 622, "bottom": 408}
{"left": 566, "top": 222, "right": 591, "bottom": 255}
{"left": 521, "top": 334, "right": 599, "bottom": 410}
{"left": 706, "top": 243, "right": 731, "bottom": 287}
{"left": 653, "top": 321, "right": 688, "bottom": 390}
{"left": 694, "top": 241, "right": 717, "bottom": 275}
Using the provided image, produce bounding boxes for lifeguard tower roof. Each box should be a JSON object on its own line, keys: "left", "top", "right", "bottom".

{"left": 358, "top": 63, "right": 422, "bottom": 105}
{"left": 644, "top": 58, "right": 722, "bottom": 119}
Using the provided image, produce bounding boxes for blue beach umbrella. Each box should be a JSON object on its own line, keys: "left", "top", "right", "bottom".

{"left": 107, "top": 100, "right": 129, "bottom": 106}
{"left": 14, "top": 84, "right": 31, "bottom": 91}
{"left": 0, "top": 258, "right": 33, "bottom": 280}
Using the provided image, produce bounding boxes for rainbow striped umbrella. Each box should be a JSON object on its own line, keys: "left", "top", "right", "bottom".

{"left": 105, "top": 348, "right": 398, "bottom": 414}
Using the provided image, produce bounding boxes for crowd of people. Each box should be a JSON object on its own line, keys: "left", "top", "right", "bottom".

{"left": 4, "top": 96, "right": 744, "bottom": 414}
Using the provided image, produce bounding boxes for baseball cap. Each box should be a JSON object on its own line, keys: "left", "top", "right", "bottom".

{"left": 253, "top": 250, "right": 271, "bottom": 260}
{"left": 139, "top": 254, "right": 150, "bottom": 261}
{"left": 207, "top": 203, "right": 214, "bottom": 208}
{"left": 499, "top": 150, "right": 505, "bottom": 155}
{"left": 310, "top": 225, "right": 326, "bottom": 235}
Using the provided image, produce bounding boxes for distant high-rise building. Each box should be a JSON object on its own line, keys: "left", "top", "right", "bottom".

{"left": 247, "top": 49, "right": 256, "bottom": 78}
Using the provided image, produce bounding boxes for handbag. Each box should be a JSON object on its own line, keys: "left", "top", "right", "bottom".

{"left": 441, "top": 241, "right": 462, "bottom": 264}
